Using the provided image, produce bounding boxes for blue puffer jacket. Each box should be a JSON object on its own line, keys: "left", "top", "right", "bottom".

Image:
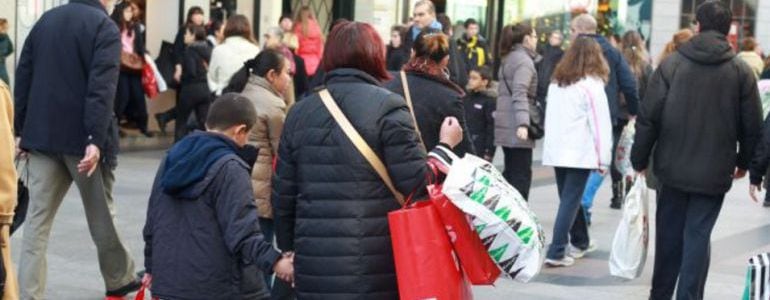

{"left": 143, "top": 131, "right": 280, "bottom": 300}
{"left": 587, "top": 34, "right": 640, "bottom": 125}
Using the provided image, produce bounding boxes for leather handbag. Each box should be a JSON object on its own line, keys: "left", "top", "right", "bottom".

{"left": 121, "top": 52, "right": 144, "bottom": 73}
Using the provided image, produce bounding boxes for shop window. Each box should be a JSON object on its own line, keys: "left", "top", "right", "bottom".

{"left": 680, "top": 0, "right": 757, "bottom": 42}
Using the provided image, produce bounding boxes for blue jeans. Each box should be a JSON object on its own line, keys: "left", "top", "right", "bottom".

{"left": 547, "top": 167, "right": 591, "bottom": 259}
{"left": 581, "top": 171, "right": 606, "bottom": 224}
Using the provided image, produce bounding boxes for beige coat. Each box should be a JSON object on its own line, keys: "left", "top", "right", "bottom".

{"left": 738, "top": 51, "right": 764, "bottom": 79}
{"left": 0, "top": 82, "right": 18, "bottom": 299}
{"left": 241, "top": 75, "right": 286, "bottom": 219}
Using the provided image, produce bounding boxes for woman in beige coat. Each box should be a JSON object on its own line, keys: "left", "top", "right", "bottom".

{"left": 0, "top": 81, "right": 19, "bottom": 299}
{"left": 227, "top": 49, "right": 292, "bottom": 246}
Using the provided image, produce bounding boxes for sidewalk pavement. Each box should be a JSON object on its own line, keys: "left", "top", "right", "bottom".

{"left": 9, "top": 150, "right": 770, "bottom": 299}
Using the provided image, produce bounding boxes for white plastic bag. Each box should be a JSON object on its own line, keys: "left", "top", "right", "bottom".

{"left": 609, "top": 175, "right": 650, "bottom": 279}
{"left": 144, "top": 53, "right": 168, "bottom": 93}
{"left": 615, "top": 119, "right": 636, "bottom": 177}
{"left": 442, "top": 154, "right": 546, "bottom": 283}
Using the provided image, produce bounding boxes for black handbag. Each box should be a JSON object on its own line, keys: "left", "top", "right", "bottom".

{"left": 501, "top": 64, "right": 545, "bottom": 140}
{"left": 12, "top": 157, "right": 29, "bottom": 236}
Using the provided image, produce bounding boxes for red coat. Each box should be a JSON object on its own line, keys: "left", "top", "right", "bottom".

{"left": 294, "top": 20, "right": 324, "bottom": 77}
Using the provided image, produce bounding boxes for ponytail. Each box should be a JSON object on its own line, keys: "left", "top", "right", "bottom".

{"left": 223, "top": 49, "right": 286, "bottom": 94}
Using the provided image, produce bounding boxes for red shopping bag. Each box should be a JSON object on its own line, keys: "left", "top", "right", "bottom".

{"left": 389, "top": 200, "right": 473, "bottom": 300}
{"left": 142, "top": 63, "right": 159, "bottom": 99}
{"left": 429, "top": 185, "right": 501, "bottom": 285}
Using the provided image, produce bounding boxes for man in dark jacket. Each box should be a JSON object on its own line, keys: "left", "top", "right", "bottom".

{"left": 14, "top": 1, "right": 140, "bottom": 298}
{"left": 536, "top": 31, "right": 564, "bottom": 107}
{"left": 631, "top": 2, "right": 762, "bottom": 299}
{"left": 572, "top": 14, "right": 640, "bottom": 209}
{"left": 144, "top": 94, "right": 293, "bottom": 300}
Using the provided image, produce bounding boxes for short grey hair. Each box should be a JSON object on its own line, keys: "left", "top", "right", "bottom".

{"left": 571, "top": 14, "right": 598, "bottom": 34}
{"left": 414, "top": 0, "right": 436, "bottom": 14}
{"left": 264, "top": 26, "right": 283, "bottom": 39}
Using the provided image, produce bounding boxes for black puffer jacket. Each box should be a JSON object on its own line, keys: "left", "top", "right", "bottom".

{"left": 385, "top": 71, "right": 475, "bottom": 156}
{"left": 632, "top": 31, "right": 762, "bottom": 195}
{"left": 273, "top": 68, "right": 452, "bottom": 299}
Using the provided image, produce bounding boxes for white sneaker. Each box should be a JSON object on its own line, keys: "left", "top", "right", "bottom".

{"left": 544, "top": 256, "right": 575, "bottom": 267}
{"left": 569, "top": 241, "right": 598, "bottom": 259}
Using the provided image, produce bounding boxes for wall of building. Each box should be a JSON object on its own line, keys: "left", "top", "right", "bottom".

{"left": 756, "top": 0, "right": 770, "bottom": 54}
{"left": 256, "top": 0, "right": 283, "bottom": 40}
{"left": 649, "top": 0, "right": 681, "bottom": 65}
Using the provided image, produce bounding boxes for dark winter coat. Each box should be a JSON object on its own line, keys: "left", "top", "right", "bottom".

{"left": 144, "top": 131, "right": 279, "bottom": 300}
{"left": 0, "top": 34, "right": 13, "bottom": 85}
{"left": 750, "top": 115, "right": 770, "bottom": 185}
{"left": 586, "top": 34, "right": 640, "bottom": 124}
{"left": 386, "top": 45, "right": 409, "bottom": 71}
{"left": 273, "top": 68, "right": 451, "bottom": 299}
{"left": 385, "top": 71, "right": 475, "bottom": 156}
{"left": 14, "top": 0, "right": 121, "bottom": 166}
{"left": 632, "top": 31, "right": 762, "bottom": 195}
{"left": 457, "top": 34, "right": 491, "bottom": 69}
{"left": 464, "top": 88, "right": 496, "bottom": 158}
{"left": 448, "top": 38, "right": 469, "bottom": 88}
{"left": 536, "top": 44, "right": 564, "bottom": 107}
{"left": 181, "top": 41, "right": 212, "bottom": 85}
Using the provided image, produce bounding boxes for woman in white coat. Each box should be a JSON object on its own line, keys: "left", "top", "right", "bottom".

{"left": 208, "top": 14, "right": 260, "bottom": 96}
{"left": 542, "top": 36, "right": 613, "bottom": 267}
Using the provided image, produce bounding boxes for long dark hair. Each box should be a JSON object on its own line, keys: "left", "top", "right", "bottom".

{"left": 110, "top": 2, "right": 134, "bottom": 32}
{"left": 498, "top": 22, "right": 533, "bottom": 58}
{"left": 224, "top": 49, "right": 286, "bottom": 94}
{"left": 224, "top": 14, "right": 256, "bottom": 43}
{"left": 186, "top": 6, "right": 204, "bottom": 25}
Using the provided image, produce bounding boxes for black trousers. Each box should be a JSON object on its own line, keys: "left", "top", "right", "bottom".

{"left": 650, "top": 185, "right": 724, "bottom": 300}
{"left": 115, "top": 72, "right": 149, "bottom": 132}
{"left": 175, "top": 83, "right": 211, "bottom": 141}
{"left": 502, "top": 147, "right": 533, "bottom": 200}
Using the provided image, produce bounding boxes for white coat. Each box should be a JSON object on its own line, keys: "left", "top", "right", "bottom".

{"left": 207, "top": 36, "right": 260, "bottom": 95}
{"left": 542, "top": 76, "right": 613, "bottom": 170}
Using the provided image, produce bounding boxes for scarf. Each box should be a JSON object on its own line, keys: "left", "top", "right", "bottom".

{"left": 403, "top": 57, "right": 465, "bottom": 96}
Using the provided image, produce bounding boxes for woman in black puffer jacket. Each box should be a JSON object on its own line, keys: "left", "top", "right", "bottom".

{"left": 385, "top": 28, "right": 475, "bottom": 156}
{"left": 272, "top": 21, "right": 463, "bottom": 299}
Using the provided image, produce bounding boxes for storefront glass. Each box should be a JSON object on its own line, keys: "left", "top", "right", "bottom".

{"left": 681, "top": 0, "right": 756, "bottom": 47}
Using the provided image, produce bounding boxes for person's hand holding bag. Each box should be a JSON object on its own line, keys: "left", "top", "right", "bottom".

{"left": 439, "top": 117, "right": 463, "bottom": 149}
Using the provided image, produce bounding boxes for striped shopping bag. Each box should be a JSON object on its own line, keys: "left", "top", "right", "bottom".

{"left": 743, "top": 253, "right": 770, "bottom": 300}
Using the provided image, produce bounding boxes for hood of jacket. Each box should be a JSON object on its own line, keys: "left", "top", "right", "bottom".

{"left": 677, "top": 31, "right": 735, "bottom": 65}
{"left": 160, "top": 131, "right": 257, "bottom": 199}
{"left": 187, "top": 41, "right": 210, "bottom": 58}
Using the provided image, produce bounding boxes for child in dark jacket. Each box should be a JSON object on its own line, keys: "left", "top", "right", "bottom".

{"left": 464, "top": 66, "right": 497, "bottom": 161}
{"left": 143, "top": 93, "right": 294, "bottom": 300}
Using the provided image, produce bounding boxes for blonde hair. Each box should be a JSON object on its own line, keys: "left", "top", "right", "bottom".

{"left": 658, "top": 29, "right": 694, "bottom": 65}
{"left": 295, "top": 6, "right": 315, "bottom": 36}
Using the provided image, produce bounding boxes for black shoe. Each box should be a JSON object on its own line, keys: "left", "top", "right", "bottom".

{"left": 140, "top": 129, "right": 155, "bottom": 138}
{"left": 105, "top": 279, "right": 141, "bottom": 297}
{"left": 610, "top": 199, "right": 622, "bottom": 209}
{"left": 155, "top": 113, "right": 168, "bottom": 135}
{"left": 610, "top": 182, "right": 623, "bottom": 209}
{"left": 764, "top": 200, "right": 770, "bottom": 207}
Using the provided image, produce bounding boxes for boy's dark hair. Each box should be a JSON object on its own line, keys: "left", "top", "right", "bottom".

{"left": 206, "top": 93, "right": 258, "bottom": 132}
{"left": 471, "top": 66, "right": 493, "bottom": 87}
{"left": 696, "top": 1, "right": 732, "bottom": 35}
{"left": 464, "top": 18, "right": 478, "bottom": 29}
